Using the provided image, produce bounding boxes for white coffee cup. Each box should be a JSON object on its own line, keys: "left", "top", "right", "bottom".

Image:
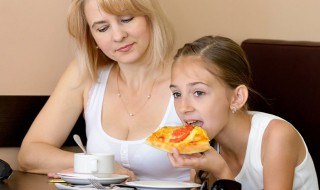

{"left": 74, "top": 153, "right": 114, "bottom": 177}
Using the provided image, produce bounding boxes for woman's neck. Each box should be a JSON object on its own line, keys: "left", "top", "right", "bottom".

{"left": 116, "top": 61, "right": 171, "bottom": 88}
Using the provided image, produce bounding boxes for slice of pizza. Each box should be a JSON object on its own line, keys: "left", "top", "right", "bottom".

{"left": 146, "top": 125, "right": 211, "bottom": 154}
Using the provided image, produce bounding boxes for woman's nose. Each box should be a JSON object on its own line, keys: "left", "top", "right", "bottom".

{"left": 112, "top": 26, "right": 128, "bottom": 42}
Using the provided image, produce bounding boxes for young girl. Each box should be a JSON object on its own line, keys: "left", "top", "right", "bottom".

{"left": 168, "top": 36, "right": 318, "bottom": 189}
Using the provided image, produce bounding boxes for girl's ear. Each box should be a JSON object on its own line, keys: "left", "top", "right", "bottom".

{"left": 230, "top": 85, "right": 248, "bottom": 112}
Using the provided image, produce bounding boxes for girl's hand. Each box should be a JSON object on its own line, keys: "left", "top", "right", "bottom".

{"left": 168, "top": 147, "right": 216, "bottom": 171}
{"left": 168, "top": 147, "right": 233, "bottom": 180}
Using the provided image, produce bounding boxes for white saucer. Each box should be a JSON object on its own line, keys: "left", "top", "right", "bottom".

{"left": 57, "top": 172, "right": 129, "bottom": 185}
{"left": 55, "top": 183, "right": 96, "bottom": 190}
{"left": 125, "top": 181, "right": 201, "bottom": 190}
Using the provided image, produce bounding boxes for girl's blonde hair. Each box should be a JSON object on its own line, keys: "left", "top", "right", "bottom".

{"left": 173, "top": 35, "right": 265, "bottom": 184}
{"left": 67, "top": 0, "right": 174, "bottom": 80}
{"left": 173, "top": 35, "right": 256, "bottom": 111}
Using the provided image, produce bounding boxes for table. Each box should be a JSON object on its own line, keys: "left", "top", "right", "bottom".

{"left": 0, "top": 170, "right": 57, "bottom": 190}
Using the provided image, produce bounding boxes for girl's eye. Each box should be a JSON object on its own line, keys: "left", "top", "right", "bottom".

{"left": 121, "top": 16, "right": 134, "bottom": 23}
{"left": 172, "top": 92, "right": 181, "bottom": 98}
{"left": 194, "top": 91, "right": 205, "bottom": 97}
{"left": 97, "top": 25, "right": 109, "bottom": 32}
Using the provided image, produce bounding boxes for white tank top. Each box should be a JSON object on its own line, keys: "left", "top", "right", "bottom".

{"left": 84, "top": 65, "right": 190, "bottom": 181}
{"left": 235, "top": 111, "right": 319, "bottom": 190}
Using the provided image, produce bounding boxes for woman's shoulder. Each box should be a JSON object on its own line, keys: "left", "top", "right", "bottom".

{"left": 55, "top": 59, "right": 95, "bottom": 95}
{"left": 66, "top": 59, "right": 111, "bottom": 81}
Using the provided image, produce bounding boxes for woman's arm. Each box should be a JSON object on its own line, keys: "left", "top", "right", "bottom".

{"left": 262, "top": 119, "right": 305, "bottom": 190}
{"left": 18, "top": 60, "right": 91, "bottom": 174}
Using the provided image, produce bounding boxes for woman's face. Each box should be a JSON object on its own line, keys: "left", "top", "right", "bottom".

{"left": 84, "top": 0, "right": 151, "bottom": 64}
{"left": 170, "top": 56, "right": 234, "bottom": 139}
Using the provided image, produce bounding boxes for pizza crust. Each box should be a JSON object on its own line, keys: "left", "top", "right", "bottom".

{"left": 146, "top": 125, "right": 211, "bottom": 154}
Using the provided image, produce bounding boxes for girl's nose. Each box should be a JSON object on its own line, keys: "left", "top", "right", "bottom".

{"left": 178, "top": 96, "right": 194, "bottom": 114}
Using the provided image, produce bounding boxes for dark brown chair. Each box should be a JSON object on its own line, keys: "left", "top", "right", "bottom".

{"left": 0, "top": 95, "right": 86, "bottom": 169}
{"left": 241, "top": 39, "right": 320, "bottom": 180}
{"left": 0, "top": 95, "right": 86, "bottom": 147}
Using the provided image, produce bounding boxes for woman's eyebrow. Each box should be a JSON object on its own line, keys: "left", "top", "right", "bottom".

{"left": 91, "top": 20, "right": 106, "bottom": 28}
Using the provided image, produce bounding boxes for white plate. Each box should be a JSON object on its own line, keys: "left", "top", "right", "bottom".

{"left": 125, "top": 181, "right": 201, "bottom": 190}
{"left": 57, "top": 173, "right": 129, "bottom": 185}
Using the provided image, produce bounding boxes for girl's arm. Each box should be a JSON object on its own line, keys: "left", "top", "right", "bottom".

{"left": 262, "top": 119, "right": 305, "bottom": 190}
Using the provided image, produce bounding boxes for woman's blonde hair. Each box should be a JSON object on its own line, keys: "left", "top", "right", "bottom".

{"left": 67, "top": 0, "right": 175, "bottom": 80}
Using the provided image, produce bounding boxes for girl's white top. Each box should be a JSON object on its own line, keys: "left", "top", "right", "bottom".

{"left": 235, "top": 111, "right": 318, "bottom": 190}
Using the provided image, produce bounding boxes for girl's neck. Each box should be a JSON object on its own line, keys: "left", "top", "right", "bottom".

{"left": 215, "top": 112, "right": 252, "bottom": 177}
{"left": 216, "top": 111, "right": 252, "bottom": 157}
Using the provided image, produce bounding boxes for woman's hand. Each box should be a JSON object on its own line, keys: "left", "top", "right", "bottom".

{"left": 114, "top": 163, "right": 136, "bottom": 181}
{"left": 47, "top": 163, "right": 137, "bottom": 181}
{"left": 47, "top": 168, "right": 73, "bottom": 179}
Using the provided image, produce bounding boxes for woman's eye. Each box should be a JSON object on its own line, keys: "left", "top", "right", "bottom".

{"left": 97, "top": 25, "right": 109, "bottom": 32}
{"left": 121, "top": 16, "right": 134, "bottom": 23}
{"left": 194, "top": 91, "right": 205, "bottom": 97}
{"left": 172, "top": 92, "right": 181, "bottom": 98}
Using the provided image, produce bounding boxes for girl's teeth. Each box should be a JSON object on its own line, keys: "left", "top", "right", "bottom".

{"left": 186, "top": 120, "right": 198, "bottom": 125}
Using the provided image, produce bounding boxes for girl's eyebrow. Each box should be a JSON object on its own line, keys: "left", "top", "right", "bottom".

{"left": 91, "top": 20, "right": 106, "bottom": 28}
{"left": 169, "top": 84, "right": 176, "bottom": 89}
{"left": 188, "top": 82, "right": 206, "bottom": 86}
{"left": 169, "top": 82, "right": 206, "bottom": 89}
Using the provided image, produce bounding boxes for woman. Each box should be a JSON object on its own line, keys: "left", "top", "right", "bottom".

{"left": 168, "top": 35, "right": 318, "bottom": 189}
{"left": 18, "top": 0, "right": 191, "bottom": 181}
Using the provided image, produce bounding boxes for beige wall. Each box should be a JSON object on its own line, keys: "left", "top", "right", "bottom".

{"left": 160, "top": 0, "right": 320, "bottom": 49}
{"left": 1, "top": 0, "right": 320, "bottom": 95}
{"left": 0, "top": 0, "right": 74, "bottom": 95}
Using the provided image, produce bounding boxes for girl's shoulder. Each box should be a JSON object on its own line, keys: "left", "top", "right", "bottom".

{"left": 261, "top": 115, "right": 305, "bottom": 165}
{"left": 265, "top": 119, "right": 298, "bottom": 141}
{"left": 250, "top": 111, "right": 302, "bottom": 147}
{"left": 250, "top": 111, "right": 304, "bottom": 160}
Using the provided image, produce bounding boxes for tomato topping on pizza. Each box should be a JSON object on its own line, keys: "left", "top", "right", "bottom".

{"left": 146, "top": 125, "right": 211, "bottom": 154}
{"left": 170, "top": 124, "right": 194, "bottom": 142}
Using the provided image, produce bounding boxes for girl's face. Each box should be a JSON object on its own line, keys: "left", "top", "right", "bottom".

{"left": 84, "top": 0, "right": 151, "bottom": 64}
{"left": 170, "top": 56, "right": 234, "bottom": 139}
